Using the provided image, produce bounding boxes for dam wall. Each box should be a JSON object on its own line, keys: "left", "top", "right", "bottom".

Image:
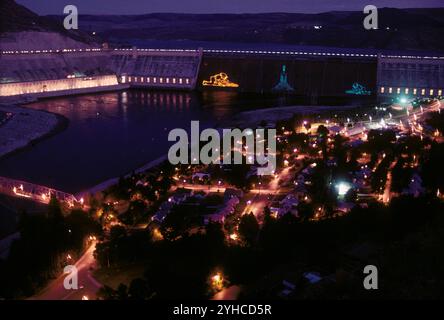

{"left": 111, "top": 49, "right": 202, "bottom": 90}
{"left": 0, "top": 47, "right": 443, "bottom": 100}
{"left": 0, "top": 48, "right": 203, "bottom": 97}
{"left": 199, "top": 54, "right": 377, "bottom": 98}
{"left": 0, "top": 75, "right": 120, "bottom": 97}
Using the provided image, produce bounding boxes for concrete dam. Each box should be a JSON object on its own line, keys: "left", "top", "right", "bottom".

{"left": 1, "top": 47, "right": 443, "bottom": 100}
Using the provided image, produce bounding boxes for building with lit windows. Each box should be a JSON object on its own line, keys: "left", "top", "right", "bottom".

{"left": 377, "top": 55, "right": 444, "bottom": 100}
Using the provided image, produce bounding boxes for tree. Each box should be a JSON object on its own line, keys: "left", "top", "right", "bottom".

{"left": 109, "top": 225, "right": 127, "bottom": 242}
{"left": 117, "top": 284, "right": 129, "bottom": 300}
{"left": 366, "top": 129, "right": 396, "bottom": 153}
{"left": 317, "top": 125, "right": 329, "bottom": 138}
{"left": 297, "top": 201, "right": 314, "bottom": 221}
{"left": 97, "top": 285, "right": 117, "bottom": 300}
{"left": 119, "top": 200, "right": 147, "bottom": 226}
{"left": 238, "top": 213, "right": 259, "bottom": 245}
{"left": 205, "top": 222, "right": 225, "bottom": 250}
{"left": 48, "top": 195, "right": 63, "bottom": 222}
{"left": 317, "top": 125, "right": 329, "bottom": 161}
{"left": 128, "top": 278, "right": 152, "bottom": 300}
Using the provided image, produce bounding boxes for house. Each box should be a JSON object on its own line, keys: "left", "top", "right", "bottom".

{"left": 303, "top": 272, "right": 323, "bottom": 284}
{"left": 152, "top": 201, "right": 174, "bottom": 222}
{"left": 223, "top": 188, "right": 243, "bottom": 203}
{"left": 192, "top": 172, "right": 211, "bottom": 182}
{"left": 278, "top": 280, "right": 297, "bottom": 299}
{"left": 152, "top": 189, "right": 193, "bottom": 223}
{"left": 170, "top": 188, "right": 193, "bottom": 203}
{"left": 270, "top": 194, "right": 299, "bottom": 218}
{"left": 403, "top": 173, "right": 425, "bottom": 197}
{"left": 204, "top": 196, "right": 239, "bottom": 224}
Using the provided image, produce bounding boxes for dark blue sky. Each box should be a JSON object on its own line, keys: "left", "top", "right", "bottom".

{"left": 16, "top": 0, "right": 444, "bottom": 15}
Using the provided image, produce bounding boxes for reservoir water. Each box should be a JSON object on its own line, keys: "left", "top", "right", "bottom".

{"left": 0, "top": 89, "right": 308, "bottom": 193}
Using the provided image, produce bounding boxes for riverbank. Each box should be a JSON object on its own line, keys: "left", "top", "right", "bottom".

{"left": 227, "top": 104, "right": 360, "bottom": 128}
{"left": 79, "top": 155, "right": 169, "bottom": 198}
{"left": 0, "top": 103, "right": 68, "bottom": 160}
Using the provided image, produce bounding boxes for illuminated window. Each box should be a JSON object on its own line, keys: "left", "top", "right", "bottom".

{"left": 134, "top": 77, "right": 138, "bottom": 82}
{"left": 121, "top": 75, "right": 126, "bottom": 83}
{"left": 128, "top": 76, "right": 132, "bottom": 82}
{"left": 438, "top": 89, "right": 442, "bottom": 96}
{"left": 186, "top": 78, "right": 190, "bottom": 84}
{"left": 430, "top": 89, "right": 434, "bottom": 96}
{"left": 147, "top": 77, "right": 150, "bottom": 83}
{"left": 405, "top": 88, "right": 409, "bottom": 94}
{"left": 159, "top": 78, "right": 163, "bottom": 83}
{"left": 413, "top": 88, "right": 417, "bottom": 95}
{"left": 388, "top": 87, "right": 393, "bottom": 94}
{"left": 153, "top": 77, "right": 157, "bottom": 83}
{"left": 173, "top": 78, "right": 177, "bottom": 84}
{"left": 141, "top": 77, "right": 144, "bottom": 83}
{"left": 397, "top": 88, "right": 401, "bottom": 94}
{"left": 166, "top": 78, "right": 170, "bottom": 84}
{"left": 179, "top": 78, "right": 183, "bottom": 84}
{"left": 421, "top": 89, "right": 426, "bottom": 96}
{"left": 380, "top": 87, "right": 385, "bottom": 94}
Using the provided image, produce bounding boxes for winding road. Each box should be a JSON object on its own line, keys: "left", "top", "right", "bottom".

{"left": 31, "top": 242, "right": 102, "bottom": 300}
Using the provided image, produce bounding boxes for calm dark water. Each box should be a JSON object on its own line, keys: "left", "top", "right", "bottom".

{"left": 0, "top": 89, "right": 300, "bottom": 193}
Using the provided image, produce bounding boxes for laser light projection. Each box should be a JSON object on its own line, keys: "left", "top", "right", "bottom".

{"left": 202, "top": 73, "right": 239, "bottom": 88}
{"left": 345, "top": 83, "right": 371, "bottom": 95}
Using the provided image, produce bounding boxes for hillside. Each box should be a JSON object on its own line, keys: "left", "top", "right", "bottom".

{"left": 56, "top": 8, "right": 444, "bottom": 52}
{"left": 0, "top": 0, "right": 97, "bottom": 49}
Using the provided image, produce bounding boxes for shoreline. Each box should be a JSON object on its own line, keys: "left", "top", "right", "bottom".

{"left": 78, "top": 155, "right": 169, "bottom": 198}
{"left": 0, "top": 103, "right": 69, "bottom": 161}
{"left": 226, "top": 104, "right": 361, "bottom": 128}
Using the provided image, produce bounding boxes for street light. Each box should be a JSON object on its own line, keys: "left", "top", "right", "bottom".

{"left": 211, "top": 272, "right": 224, "bottom": 291}
{"left": 336, "top": 182, "right": 352, "bottom": 196}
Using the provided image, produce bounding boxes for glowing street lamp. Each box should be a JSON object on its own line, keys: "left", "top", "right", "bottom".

{"left": 211, "top": 272, "right": 224, "bottom": 291}
{"left": 229, "top": 233, "right": 238, "bottom": 241}
{"left": 336, "top": 182, "right": 352, "bottom": 196}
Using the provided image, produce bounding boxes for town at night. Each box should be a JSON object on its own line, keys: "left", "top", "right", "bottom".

{"left": 1, "top": 0, "right": 444, "bottom": 312}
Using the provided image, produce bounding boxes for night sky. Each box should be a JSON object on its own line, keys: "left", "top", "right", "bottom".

{"left": 16, "top": 0, "right": 444, "bottom": 15}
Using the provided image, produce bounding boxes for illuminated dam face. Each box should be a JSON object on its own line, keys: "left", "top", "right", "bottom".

{"left": 0, "top": 47, "right": 443, "bottom": 99}
{"left": 198, "top": 55, "right": 378, "bottom": 98}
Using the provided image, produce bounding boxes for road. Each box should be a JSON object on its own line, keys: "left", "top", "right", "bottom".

{"left": 382, "top": 160, "right": 398, "bottom": 204}
{"left": 31, "top": 242, "right": 102, "bottom": 300}
{"left": 212, "top": 285, "right": 241, "bottom": 300}
{"left": 242, "top": 165, "right": 295, "bottom": 220}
